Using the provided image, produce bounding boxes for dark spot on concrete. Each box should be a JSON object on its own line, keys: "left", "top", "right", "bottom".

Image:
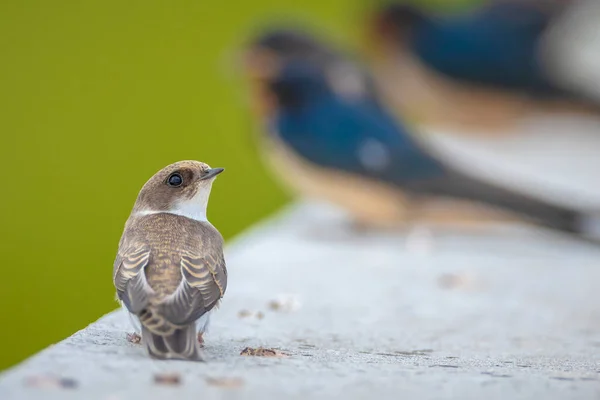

{"left": 482, "top": 372, "right": 512, "bottom": 378}
{"left": 551, "top": 377, "right": 575, "bottom": 381}
{"left": 395, "top": 349, "right": 433, "bottom": 356}
{"left": 430, "top": 364, "right": 459, "bottom": 369}
{"left": 59, "top": 378, "right": 78, "bottom": 388}
{"left": 517, "top": 364, "right": 531, "bottom": 368}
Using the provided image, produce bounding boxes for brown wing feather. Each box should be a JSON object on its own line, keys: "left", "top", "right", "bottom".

{"left": 113, "top": 214, "right": 227, "bottom": 327}
{"left": 113, "top": 243, "right": 152, "bottom": 313}
{"left": 160, "top": 251, "right": 227, "bottom": 326}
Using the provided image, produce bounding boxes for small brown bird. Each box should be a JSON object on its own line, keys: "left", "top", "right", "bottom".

{"left": 113, "top": 160, "right": 227, "bottom": 361}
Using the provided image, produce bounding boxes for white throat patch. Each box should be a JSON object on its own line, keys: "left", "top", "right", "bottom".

{"left": 135, "top": 182, "right": 214, "bottom": 222}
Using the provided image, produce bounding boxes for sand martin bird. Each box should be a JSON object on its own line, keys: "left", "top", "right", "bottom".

{"left": 242, "top": 28, "right": 600, "bottom": 241}
{"left": 113, "top": 160, "right": 227, "bottom": 361}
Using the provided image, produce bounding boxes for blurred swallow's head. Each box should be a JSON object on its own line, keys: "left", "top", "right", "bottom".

{"left": 243, "top": 28, "right": 334, "bottom": 81}
{"left": 132, "top": 160, "right": 224, "bottom": 215}
{"left": 368, "top": 2, "right": 425, "bottom": 47}
{"left": 242, "top": 28, "right": 336, "bottom": 116}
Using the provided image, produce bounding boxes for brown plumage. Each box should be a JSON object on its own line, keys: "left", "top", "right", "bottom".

{"left": 113, "top": 160, "right": 227, "bottom": 361}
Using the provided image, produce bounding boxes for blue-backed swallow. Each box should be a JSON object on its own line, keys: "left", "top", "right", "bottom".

{"left": 365, "top": 1, "right": 600, "bottom": 133}
{"left": 242, "top": 28, "right": 600, "bottom": 241}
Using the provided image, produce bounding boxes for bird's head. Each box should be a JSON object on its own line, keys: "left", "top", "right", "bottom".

{"left": 243, "top": 28, "right": 335, "bottom": 80}
{"left": 131, "top": 160, "right": 224, "bottom": 221}
{"left": 367, "top": 2, "right": 426, "bottom": 52}
{"left": 241, "top": 28, "right": 338, "bottom": 117}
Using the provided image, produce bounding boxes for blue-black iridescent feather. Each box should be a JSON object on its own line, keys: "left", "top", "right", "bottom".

{"left": 270, "top": 61, "right": 445, "bottom": 185}
{"left": 409, "top": 2, "right": 560, "bottom": 95}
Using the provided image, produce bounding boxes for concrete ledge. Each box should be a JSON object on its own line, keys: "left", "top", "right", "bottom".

{"left": 1, "top": 201, "right": 600, "bottom": 399}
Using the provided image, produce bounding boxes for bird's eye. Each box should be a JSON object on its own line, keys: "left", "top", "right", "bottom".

{"left": 167, "top": 173, "right": 183, "bottom": 187}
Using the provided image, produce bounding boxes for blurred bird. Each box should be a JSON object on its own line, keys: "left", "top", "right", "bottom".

{"left": 365, "top": 0, "right": 600, "bottom": 133}
{"left": 243, "top": 28, "right": 600, "bottom": 240}
{"left": 113, "top": 160, "right": 227, "bottom": 361}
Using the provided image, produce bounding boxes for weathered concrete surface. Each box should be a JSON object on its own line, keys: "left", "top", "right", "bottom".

{"left": 1, "top": 201, "right": 600, "bottom": 400}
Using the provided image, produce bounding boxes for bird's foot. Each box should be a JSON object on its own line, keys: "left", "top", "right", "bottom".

{"left": 126, "top": 332, "right": 142, "bottom": 344}
{"left": 197, "top": 332, "right": 205, "bottom": 348}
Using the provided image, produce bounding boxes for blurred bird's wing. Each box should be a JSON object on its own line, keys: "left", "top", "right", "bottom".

{"left": 159, "top": 249, "right": 228, "bottom": 326}
{"left": 113, "top": 242, "right": 153, "bottom": 313}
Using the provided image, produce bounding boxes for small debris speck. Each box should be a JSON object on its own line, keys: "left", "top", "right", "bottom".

{"left": 205, "top": 377, "right": 244, "bottom": 388}
{"left": 267, "top": 294, "right": 302, "bottom": 312}
{"left": 238, "top": 309, "right": 265, "bottom": 320}
{"left": 240, "top": 347, "right": 288, "bottom": 357}
{"left": 59, "top": 378, "right": 78, "bottom": 388}
{"left": 154, "top": 373, "right": 181, "bottom": 385}
{"left": 438, "top": 273, "right": 477, "bottom": 290}
{"left": 126, "top": 333, "right": 141, "bottom": 344}
{"left": 25, "top": 375, "right": 78, "bottom": 389}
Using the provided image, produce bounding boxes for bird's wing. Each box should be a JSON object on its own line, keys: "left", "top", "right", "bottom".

{"left": 113, "top": 241, "right": 153, "bottom": 313}
{"left": 160, "top": 249, "right": 228, "bottom": 326}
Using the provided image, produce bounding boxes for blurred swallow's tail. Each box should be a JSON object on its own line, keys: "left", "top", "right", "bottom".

{"left": 409, "top": 166, "right": 598, "bottom": 242}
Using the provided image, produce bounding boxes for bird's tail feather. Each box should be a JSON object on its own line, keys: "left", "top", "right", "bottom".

{"left": 140, "top": 323, "right": 202, "bottom": 361}
{"left": 409, "top": 167, "right": 600, "bottom": 242}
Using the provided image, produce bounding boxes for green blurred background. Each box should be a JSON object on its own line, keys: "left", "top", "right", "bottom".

{"left": 0, "top": 0, "right": 476, "bottom": 370}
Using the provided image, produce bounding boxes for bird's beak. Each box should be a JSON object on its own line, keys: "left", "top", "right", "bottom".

{"left": 201, "top": 167, "right": 225, "bottom": 180}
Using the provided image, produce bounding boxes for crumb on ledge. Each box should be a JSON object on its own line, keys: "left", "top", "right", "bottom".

{"left": 240, "top": 347, "right": 288, "bottom": 357}
{"left": 126, "top": 333, "right": 142, "bottom": 344}
{"left": 154, "top": 373, "right": 181, "bottom": 385}
{"left": 205, "top": 377, "right": 244, "bottom": 388}
{"left": 267, "top": 294, "right": 302, "bottom": 312}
